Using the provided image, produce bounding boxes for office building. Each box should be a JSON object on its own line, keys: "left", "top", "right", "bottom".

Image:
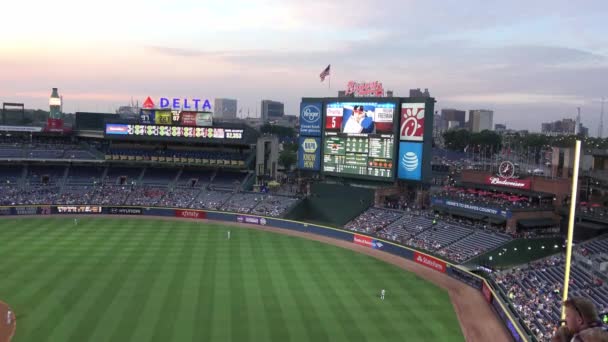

{"left": 468, "top": 109, "right": 494, "bottom": 132}
{"left": 214, "top": 98, "right": 238, "bottom": 119}
{"left": 440, "top": 109, "right": 466, "bottom": 130}
{"left": 261, "top": 100, "right": 284, "bottom": 122}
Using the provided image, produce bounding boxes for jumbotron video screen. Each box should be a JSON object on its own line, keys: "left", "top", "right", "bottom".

{"left": 322, "top": 102, "right": 396, "bottom": 179}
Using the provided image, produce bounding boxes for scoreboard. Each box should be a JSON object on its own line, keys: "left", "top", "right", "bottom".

{"left": 322, "top": 101, "right": 396, "bottom": 180}
{"left": 299, "top": 97, "right": 434, "bottom": 182}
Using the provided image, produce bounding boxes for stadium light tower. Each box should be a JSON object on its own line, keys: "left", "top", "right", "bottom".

{"left": 561, "top": 140, "right": 581, "bottom": 321}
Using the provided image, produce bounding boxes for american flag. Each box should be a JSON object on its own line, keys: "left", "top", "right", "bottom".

{"left": 320, "top": 64, "right": 330, "bottom": 82}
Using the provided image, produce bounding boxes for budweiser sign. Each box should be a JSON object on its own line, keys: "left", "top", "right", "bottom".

{"left": 413, "top": 252, "right": 446, "bottom": 273}
{"left": 486, "top": 176, "right": 531, "bottom": 190}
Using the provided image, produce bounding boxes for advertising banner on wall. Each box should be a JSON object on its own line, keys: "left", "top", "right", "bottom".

{"left": 413, "top": 251, "right": 446, "bottom": 273}
{"left": 353, "top": 234, "right": 384, "bottom": 249}
{"left": 297, "top": 137, "right": 321, "bottom": 171}
{"left": 195, "top": 112, "right": 213, "bottom": 127}
{"left": 236, "top": 215, "right": 268, "bottom": 225}
{"left": 175, "top": 209, "right": 206, "bottom": 219}
{"left": 299, "top": 102, "right": 322, "bottom": 136}
{"left": 431, "top": 198, "right": 511, "bottom": 218}
{"left": 106, "top": 207, "right": 143, "bottom": 215}
{"left": 485, "top": 176, "right": 531, "bottom": 190}
{"left": 400, "top": 103, "right": 425, "bottom": 141}
{"left": 397, "top": 142, "right": 423, "bottom": 181}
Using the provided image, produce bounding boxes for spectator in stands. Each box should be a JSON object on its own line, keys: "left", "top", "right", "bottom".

{"left": 559, "top": 297, "right": 608, "bottom": 342}
{"left": 551, "top": 325, "right": 572, "bottom": 342}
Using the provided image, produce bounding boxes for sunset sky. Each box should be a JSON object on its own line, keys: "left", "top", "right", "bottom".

{"left": 1, "top": 0, "right": 606, "bottom": 133}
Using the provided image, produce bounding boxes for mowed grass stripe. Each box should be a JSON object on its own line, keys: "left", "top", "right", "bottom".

{"left": 103, "top": 224, "right": 178, "bottom": 342}
{"left": 2, "top": 219, "right": 118, "bottom": 307}
{"left": 229, "top": 228, "right": 250, "bottom": 342}
{"left": 104, "top": 223, "right": 181, "bottom": 342}
{"left": 35, "top": 221, "right": 145, "bottom": 341}
{"left": 170, "top": 224, "right": 206, "bottom": 342}
{"left": 12, "top": 220, "right": 136, "bottom": 341}
{"left": 149, "top": 225, "right": 200, "bottom": 342}
{"left": 274, "top": 236, "right": 329, "bottom": 342}
{"left": 261, "top": 235, "right": 310, "bottom": 341}
{"left": 210, "top": 227, "right": 232, "bottom": 342}
{"left": 238, "top": 229, "right": 272, "bottom": 342}
{"left": 324, "top": 247, "right": 422, "bottom": 341}
{"left": 300, "top": 242, "right": 371, "bottom": 340}
{"left": 192, "top": 227, "right": 219, "bottom": 341}
{"left": 0, "top": 219, "right": 56, "bottom": 258}
{"left": 0, "top": 220, "right": 78, "bottom": 281}
{"left": 249, "top": 231, "right": 291, "bottom": 342}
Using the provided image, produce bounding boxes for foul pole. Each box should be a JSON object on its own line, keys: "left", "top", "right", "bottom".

{"left": 561, "top": 139, "right": 582, "bottom": 320}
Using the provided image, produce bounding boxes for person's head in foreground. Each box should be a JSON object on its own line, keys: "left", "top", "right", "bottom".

{"left": 558, "top": 297, "right": 608, "bottom": 342}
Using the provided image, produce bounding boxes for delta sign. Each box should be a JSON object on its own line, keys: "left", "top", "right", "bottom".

{"left": 142, "top": 96, "right": 212, "bottom": 111}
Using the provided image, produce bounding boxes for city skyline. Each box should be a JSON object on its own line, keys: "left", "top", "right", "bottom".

{"left": 0, "top": 0, "right": 606, "bottom": 134}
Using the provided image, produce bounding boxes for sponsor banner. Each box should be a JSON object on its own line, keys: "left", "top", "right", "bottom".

{"left": 492, "top": 298, "right": 523, "bottom": 342}
{"left": 413, "top": 251, "right": 446, "bottom": 273}
{"left": 14, "top": 206, "right": 51, "bottom": 215}
{"left": 195, "top": 112, "right": 213, "bottom": 127}
{"left": 105, "top": 124, "right": 130, "bottom": 135}
{"left": 0, "top": 207, "right": 13, "bottom": 215}
{"left": 297, "top": 137, "right": 321, "bottom": 171}
{"left": 398, "top": 142, "right": 423, "bottom": 181}
{"left": 56, "top": 206, "right": 102, "bottom": 214}
{"left": 0, "top": 125, "right": 43, "bottom": 132}
{"left": 434, "top": 198, "right": 511, "bottom": 218}
{"left": 107, "top": 207, "right": 143, "bottom": 215}
{"left": 486, "top": 176, "right": 531, "bottom": 190}
{"left": 352, "top": 234, "right": 384, "bottom": 249}
{"left": 175, "top": 209, "right": 206, "bottom": 219}
{"left": 236, "top": 215, "right": 268, "bottom": 226}
{"left": 180, "top": 112, "right": 197, "bottom": 126}
{"left": 481, "top": 282, "right": 493, "bottom": 303}
{"left": 299, "top": 102, "right": 322, "bottom": 136}
{"left": 400, "top": 103, "right": 425, "bottom": 141}
{"left": 345, "top": 81, "right": 384, "bottom": 97}
{"left": 46, "top": 118, "right": 64, "bottom": 132}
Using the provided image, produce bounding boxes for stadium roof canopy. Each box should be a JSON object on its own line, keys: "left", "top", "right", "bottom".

{"left": 457, "top": 182, "right": 555, "bottom": 198}
{"left": 517, "top": 218, "right": 557, "bottom": 228}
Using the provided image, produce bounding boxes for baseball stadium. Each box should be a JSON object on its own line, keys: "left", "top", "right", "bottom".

{"left": 0, "top": 91, "right": 607, "bottom": 342}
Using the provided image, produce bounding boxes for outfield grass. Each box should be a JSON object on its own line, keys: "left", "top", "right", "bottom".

{"left": 0, "top": 217, "right": 464, "bottom": 342}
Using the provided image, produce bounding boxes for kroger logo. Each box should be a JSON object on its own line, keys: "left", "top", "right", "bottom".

{"left": 401, "top": 152, "right": 419, "bottom": 172}
{"left": 301, "top": 105, "right": 320, "bottom": 123}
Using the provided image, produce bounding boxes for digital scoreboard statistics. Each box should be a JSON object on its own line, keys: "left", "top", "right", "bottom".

{"left": 322, "top": 102, "right": 396, "bottom": 179}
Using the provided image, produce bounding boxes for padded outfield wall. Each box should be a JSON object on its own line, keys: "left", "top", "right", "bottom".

{"left": 285, "top": 183, "right": 375, "bottom": 227}
{"left": 0, "top": 204, "right": 529, "bottom": 341}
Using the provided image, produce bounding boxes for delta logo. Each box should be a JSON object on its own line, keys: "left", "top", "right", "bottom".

{"left": 413, "top": 252, "right": 446, "bottom": 273}
{"left": 142, "top": 96, "right": 212, "bottom": 111}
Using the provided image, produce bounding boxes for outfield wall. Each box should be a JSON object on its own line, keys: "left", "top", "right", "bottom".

{"left": 0, "top": 204, "right": 528, "bottom": 341}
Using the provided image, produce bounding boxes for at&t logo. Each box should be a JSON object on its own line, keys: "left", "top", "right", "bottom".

{"left": 301, "top": 105, "right": 320, "bottom": 123}
{"left": 401, "top": 152, "right": 419, "bottom": 172}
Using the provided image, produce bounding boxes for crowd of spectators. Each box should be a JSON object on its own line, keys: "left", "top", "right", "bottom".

{"left": 344, "top": 207, "right": 511, "bottom": 264}
{"left": 494, "top": 238, "right": 608, "bottom": 342}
